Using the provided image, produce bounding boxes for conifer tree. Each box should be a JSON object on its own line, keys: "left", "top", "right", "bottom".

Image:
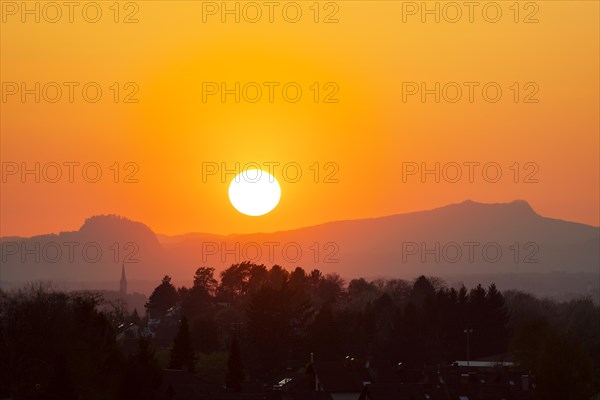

{"left": 169, "top": 317, "right": 196, "bottom": 372}
{"left": 226, "top": 336, "right": 244, "bottom": 391}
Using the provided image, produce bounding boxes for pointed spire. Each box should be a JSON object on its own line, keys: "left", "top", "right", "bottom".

{"left": 120, "top": 262, "right": 127, "bottom": 296}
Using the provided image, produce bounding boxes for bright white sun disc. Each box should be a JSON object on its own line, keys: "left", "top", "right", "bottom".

{"left": 228, "top": 169, "right": 281, "bottom": 216}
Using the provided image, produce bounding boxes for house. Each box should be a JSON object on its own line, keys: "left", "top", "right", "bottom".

{"left": 442, "top": 364, "right": 534, "bottom": 400}
{"left": 358, "top": 372, "right": 535, "bottom": 400}
{"left": 451, "top": 353, "right": 515, "bottom": 368}
{"left": 306, "top": 355, "right": 535, "bottom": 400}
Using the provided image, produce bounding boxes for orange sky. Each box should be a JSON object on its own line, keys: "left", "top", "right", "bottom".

{"left": 1, "top": 1, "right": 599, "bottom": 237}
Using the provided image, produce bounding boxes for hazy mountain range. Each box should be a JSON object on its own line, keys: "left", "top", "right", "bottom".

{"left": 1, "top": 200, "right": 598, "bottom": 299}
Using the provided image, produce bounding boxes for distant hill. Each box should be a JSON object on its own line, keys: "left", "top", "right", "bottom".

{"left": 1, "top": 201, "right": 598, "bottom": 297}
{"left": 0, "top": 214, "right": 164, "bottom": 283}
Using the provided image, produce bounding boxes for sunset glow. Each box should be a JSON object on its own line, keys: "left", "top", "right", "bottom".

{"left": 1, "top": 2, "right": 598, "bottom": 237}
{"left": 1, "top": 3, "right": 599, "bottom": 397}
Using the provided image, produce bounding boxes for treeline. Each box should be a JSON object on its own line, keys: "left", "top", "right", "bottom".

{"left": 1, "top": 263, "right": 598, "bottom": 399}
{"left": 145, "top": 262, "right": 598, "bottom": 396}
{"left": 147, "top": 264, "right": 509, "bottom": 369}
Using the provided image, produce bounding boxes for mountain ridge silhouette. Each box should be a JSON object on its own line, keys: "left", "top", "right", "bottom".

{"left": 1, "top": 200, "right": 598, "bottom": 287}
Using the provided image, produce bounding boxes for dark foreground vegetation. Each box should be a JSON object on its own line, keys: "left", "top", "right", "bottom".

{"left": 1, "top": 262, "right": 599, "bottom": 399}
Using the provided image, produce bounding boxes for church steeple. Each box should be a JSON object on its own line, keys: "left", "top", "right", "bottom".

{"left": 119, "top": 263, "right": 127, "bottom": 297}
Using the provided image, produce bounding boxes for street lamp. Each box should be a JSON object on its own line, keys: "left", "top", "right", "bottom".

{"left": 463, "top": 329, "right": 474, "bottom": 367}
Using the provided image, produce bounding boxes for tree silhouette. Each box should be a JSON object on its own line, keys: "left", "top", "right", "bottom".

{"left": 181, "top": 268, "right": 217, "bottom": 322}
{"left": 289, "top": 267, "right": 308, "bottom": 293}
{"left": 267, "top": 264, "right": 289, "bottom": 289}
{"left": 226, "top": 335, "right": 244, "bottom": 391}
{"left": 247, "top": 284, "right": 311, "bottom": 370}
{"left": 146, "top": 276, "right": 178, "bottom": 319}
{"left": 308, "top": 303, "right": 340, "bottom": 360}
{"left": 398, "top": 302, "right": 421, "bottom": 366}
{"left": 483, "top": 283, "right": 510, "bottom": 354}
{"left": 193, "top": 266, "right": 218, "bottom": 295}
{"left": 316, "top": 273, "right": 344, "bottom": 304}
{"left": 121, "top": 335, "right": 161, "bottom": 400}
{"left": 0, "top": 286, "right": 123, "bottom": 399}
{"left": 218, "top": 262, "right": 256, "bottom": 301}
{"left": 191, "top": 316, "right": 219, "bottom": 354}
{"left": 511, "top": 317, "right": 593, "bottom": 400}
{"left": 47, "top": 355, "right": 76, "bottom": 400}
{"left": 411, "top": 275, "right": 436, "bottom": 307}
{"left": 169, "top": 317, "right": 196, "bottom": 372}
{"left": 3, "top": 266, "right": 597, "bottom": 398}
{"left": 307, "top": 269, "right": 323, "bottom": 290}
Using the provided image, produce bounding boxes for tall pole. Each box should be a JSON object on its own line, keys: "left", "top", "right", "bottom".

{"left": 467, "top": 332, "right": 470, "bottom": 366}
{"left": 464, "top": 329, "right": 473, "bottom": 367}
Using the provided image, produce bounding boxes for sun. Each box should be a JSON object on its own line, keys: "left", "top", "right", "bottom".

{"left": 228, "top": 169, "right": 281, "bottom": 216}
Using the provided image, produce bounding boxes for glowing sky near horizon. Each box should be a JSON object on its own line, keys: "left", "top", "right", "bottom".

{"left": 1, "top": 1, "right": 598, "bottom": 237}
